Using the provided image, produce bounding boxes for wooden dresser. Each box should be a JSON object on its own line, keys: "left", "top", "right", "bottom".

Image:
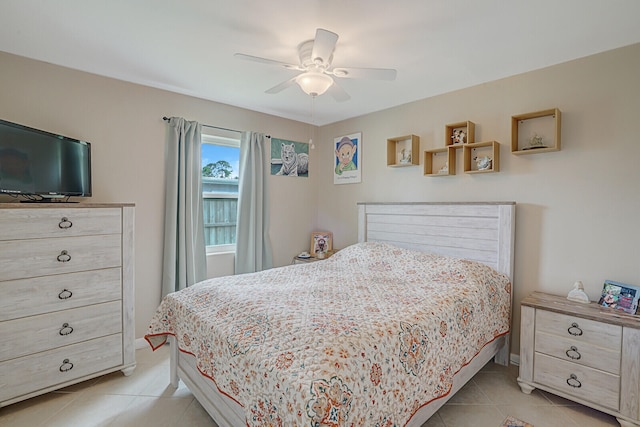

{"left": 518, "top": 292, "right": 640, "bottom": 427}
{"left": 0, "top": 203, "right": 135, "bottom": 407}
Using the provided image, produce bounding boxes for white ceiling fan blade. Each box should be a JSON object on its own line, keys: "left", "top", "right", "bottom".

{"left": 311, "top": 28, "right": 338, "bottom": 67}
{"left": 331, "top": 67, "right": 397, "bottom": 81}
{"left": 234, "top": 53, "right": 301, "bottom": 70}
{"left": 327, "top": 81, "right": 350, "bottom": 102}
{"left": 265, "top": 76, "right": 298, "bottom": 94}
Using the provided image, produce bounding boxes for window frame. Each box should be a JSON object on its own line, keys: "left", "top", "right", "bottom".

{"left": 201, "top": 132, "right": 240, "bottom": 254}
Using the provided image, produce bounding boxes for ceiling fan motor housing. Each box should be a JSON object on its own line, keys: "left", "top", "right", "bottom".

{"left": 298, "top": 40, "right": 332, "bottom": 70}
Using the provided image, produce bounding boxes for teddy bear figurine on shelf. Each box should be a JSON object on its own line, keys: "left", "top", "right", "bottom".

{"left": 451, "top": 129, "right": 466, "bottom": 144}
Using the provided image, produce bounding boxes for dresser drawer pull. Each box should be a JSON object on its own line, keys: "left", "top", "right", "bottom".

{"left": 59, "top": 323, "right": 74, "bottom": 336}
{"left": 59, "top": 359, "right": 74, "bottom": 372}
{"left": 566, "top": 374, "right": 582, "bottom": 388}
{"left": 565, "top": 346, "right": 581, "bottom": 360}
{"left": 57, "top": 250, "right": 71, "bottom": 263}
{"left": 58, "top": 289, "right": 73, "bottom": 299}
{"left": 58, "top": 217, "right": 73, "bottom": 229}
{"left": 567, "top": 323, "right": 583, "bottom": 336}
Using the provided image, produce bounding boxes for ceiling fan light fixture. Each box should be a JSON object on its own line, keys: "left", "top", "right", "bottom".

{"left": 296, "top": 72, "right": 333, "bottom": 97}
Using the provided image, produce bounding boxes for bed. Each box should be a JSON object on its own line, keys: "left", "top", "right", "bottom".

{"left": 146, "top": 202, "right": 515, "bottom": 426}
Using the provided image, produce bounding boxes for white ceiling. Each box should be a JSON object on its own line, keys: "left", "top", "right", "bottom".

{"left": 2, "top": 0, "right": 640, "bottom": 126}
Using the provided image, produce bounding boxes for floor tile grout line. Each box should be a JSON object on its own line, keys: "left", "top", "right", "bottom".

{"left": 36, "top": 389, "right": 84, "bottom": 427}
{"left": 471, "top": 376, "right": 497, "bottom": 406}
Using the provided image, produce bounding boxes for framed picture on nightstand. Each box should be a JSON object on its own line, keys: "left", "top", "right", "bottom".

{"left": 597, "top": 279, "right": 640, "bottom": 315}
{"left": 310, "top": 231, "right": 332, "bottom": 256}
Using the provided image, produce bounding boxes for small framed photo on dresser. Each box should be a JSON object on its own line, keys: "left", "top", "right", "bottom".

{"left": 597, "top": 279, "right": 640, "bottom": 315}
{"left": 310, "top": 231, "right": 332, "bottom": 256}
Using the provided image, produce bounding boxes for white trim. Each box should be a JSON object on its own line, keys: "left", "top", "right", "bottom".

{"left": 201, "top": 134, "right": 240, "bottom": 147}
{"left": 510, "top": 353, "right": 520, "bottom": 366}
{"left": 135, "top": 337, "right": 149, "bottom": 350}
{"left": 203, "top": 192, "right": 237, "bottom": 199}
{"left": 206, "top": 245, "right": 235, "bottom": 254}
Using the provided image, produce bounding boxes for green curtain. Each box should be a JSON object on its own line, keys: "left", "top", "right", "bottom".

{"left": 235, "top": 131, "right": 273, "bottom": 274}
{"left": 161, "top": 117, "right": 207, "bottom": 297}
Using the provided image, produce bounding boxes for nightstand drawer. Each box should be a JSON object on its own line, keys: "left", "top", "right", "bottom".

{"left": 0, "top": 301, "right": 122, "bottom": 362}
{"left": 0, "top": 234, "right": 122, "bottom": 281}
{"left": 535, "top": 309, "right": 621, "bottom": 349}
{"left": 535, "top": 330, "right": 620, "bottom": 374}
{"left": 534, "top": 352, "right": 619, "bottom": 411}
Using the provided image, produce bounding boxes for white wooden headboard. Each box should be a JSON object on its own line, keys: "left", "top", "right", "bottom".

{"left": 357, "top": 202, "right": 515, "bottom": 281}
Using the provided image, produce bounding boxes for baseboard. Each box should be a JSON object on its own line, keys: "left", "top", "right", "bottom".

{"left": 510, "top": 353, "right": 520, "bottom": 366}
{"left": 135, "top": 337, "right": 149, "bottom": 350}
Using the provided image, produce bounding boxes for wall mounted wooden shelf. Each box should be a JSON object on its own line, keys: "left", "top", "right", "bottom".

{"left": 387, "top": 134, "right": 419, "bottom": 167}
{"left": 424, "top": 147, "right": 456, "bottom": 176}
{"left": 463, "top": 141, "right": 500, "bottom": 173}
{"left": 446, "top": 121, "right": 475, "bottom": 147}
{"left": 511, "top": 108, "right": 561, "bottom": 154}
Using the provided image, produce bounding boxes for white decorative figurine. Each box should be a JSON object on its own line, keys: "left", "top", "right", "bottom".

{"left": 399, "top": 148, "right": 411, "bottom": 164}
{"left": 528, "top": 133, "right": 545, "bottom": 148}
{"left": 474, "top": 156, "right": 492, "bottom": 171}
{"left": 438, "top": 161, "right": 449, "bottom": 174}
{"left": 567, "top": 281, "right": 590, "bottom": 304}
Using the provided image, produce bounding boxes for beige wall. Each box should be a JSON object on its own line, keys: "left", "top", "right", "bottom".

{"left": 0, "top": 51, "right": 319, "bottom": 338}
{"left": 316, "top": 42, "right": 640, "bottom": 355}
{"left": 1, "top": 42, "right": 639, "bottom": 356}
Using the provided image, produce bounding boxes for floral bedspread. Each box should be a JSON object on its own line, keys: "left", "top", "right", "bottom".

{"left": 146, "top": 242, "right": 511, "bottom": 427}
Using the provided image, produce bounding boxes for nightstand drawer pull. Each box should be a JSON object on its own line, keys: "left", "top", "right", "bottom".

{"left": 58, "top": 289, "right": 73, "bottom": 299}
{"left": 58, "top": 217, "right": 73, "bottom": 229}
{"left": 59, "top": 359, "right": 74, "bottom": 372}
{"left": 59, "top": 323, "right": 74, "bottom": 336}
{"left": 565, "top": 346, "right": 581, "bottom": 360}
{"left": 56, "top": 250, "right": 71, "bottom": 263}
{"left": 566, "top": 374, "right": 582, "bottom": 388}
{"left": 567, "top": 323, "right": 583, "bottom": 336}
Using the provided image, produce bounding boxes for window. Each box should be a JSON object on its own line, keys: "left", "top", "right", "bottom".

{"left": 201, "top": 133, "right": 240, "bottom": 253}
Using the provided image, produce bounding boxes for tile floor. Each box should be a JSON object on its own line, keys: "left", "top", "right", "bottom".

{"left": 0, "top": 344, "right": 621, "bottom": 427}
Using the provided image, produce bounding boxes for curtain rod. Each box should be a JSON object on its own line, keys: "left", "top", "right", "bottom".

{"left": 162, "top": 117, "right": 271, "bottom": 138}
{"left": 162, "top": 116, "right": 242, "bottom": 134}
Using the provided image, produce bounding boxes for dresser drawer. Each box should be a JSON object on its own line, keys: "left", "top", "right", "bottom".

{"left": 535, "top": 309, "right": 621, "bottom": 349}
{"left": 0, "top": 208, "right": 122, "bottom": 241}
{"left": 0, "top": 234, "right": 122, "bottom": 282}
{"left": 535, "top": 330, "right": 621, "bottom": 374}
{"left": 534, "top": 352, "right": 620, "bottom": 411}
{"left": 0, "top": 268, "right": 122, "bottom": 321}
{"left": 0, "top": 301, "right": 122, "bottom": 362}
{"left": 0, "top": 334, "right": 123, "bottom": 402}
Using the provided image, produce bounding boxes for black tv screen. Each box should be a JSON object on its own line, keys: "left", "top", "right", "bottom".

{"left": 0, "top": 119, "right": 91, "bottom": 198}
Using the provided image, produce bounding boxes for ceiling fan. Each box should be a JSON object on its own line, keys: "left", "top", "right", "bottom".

{"left": 235, "top": 28, "right": 397, "bottom": 102}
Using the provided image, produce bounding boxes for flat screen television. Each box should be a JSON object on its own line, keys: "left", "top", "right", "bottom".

{"left": 0, "top": 119, "right": 91, "bottom": 200}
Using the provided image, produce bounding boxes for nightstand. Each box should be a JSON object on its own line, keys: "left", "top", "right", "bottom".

{"left": 292, "top": 250, "right": 337, "bottom": 265}
{"left": 518, "top": 292, "right": 640, "bottom": 427}
{"left": 292, "top": 256, "right": 320, "bottom": 265}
